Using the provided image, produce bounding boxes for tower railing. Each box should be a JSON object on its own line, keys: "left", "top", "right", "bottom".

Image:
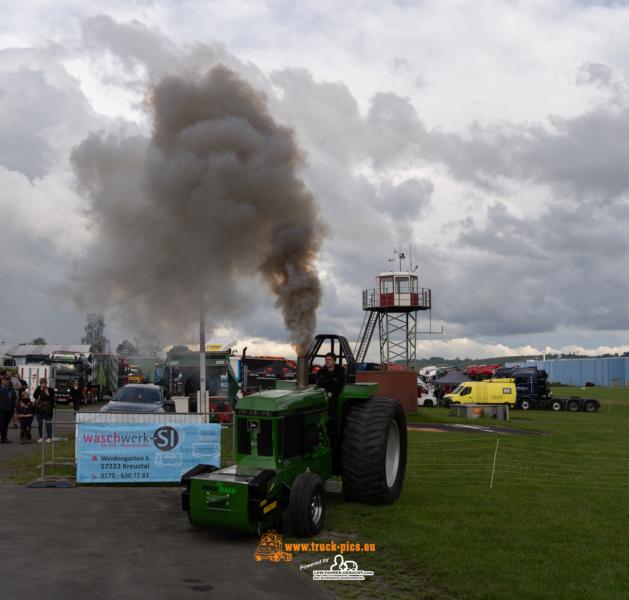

{"left": 362, "top": 288, "right": 431, "bottom": 310}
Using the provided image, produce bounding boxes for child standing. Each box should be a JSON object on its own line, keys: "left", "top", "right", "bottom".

{"left": 17, "top": 392, "right": 34, "bottom": 444}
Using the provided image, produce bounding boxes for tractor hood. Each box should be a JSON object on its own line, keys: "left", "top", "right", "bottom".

{"left": 237, "top": 387, "right": 327, "bottom": 415}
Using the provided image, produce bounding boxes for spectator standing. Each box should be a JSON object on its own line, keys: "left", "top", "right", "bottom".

{"left": 9, "top": 374, "right": 21, "bottom": 429}
{"left": 0, "top": 374, "right": 17, "bottom": 443}
{"left": 17, "top": 392, "right": 34, "bottom": 444}
{"left": 33, "top": 378, "right": 55, "bottom": 442}
{"left": 70, "top": 380, "right": 83, "bottom": 412}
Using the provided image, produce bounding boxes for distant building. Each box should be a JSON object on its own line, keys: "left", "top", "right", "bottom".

{"left": 505, "top": 357, "right": 629, "bottom": 387}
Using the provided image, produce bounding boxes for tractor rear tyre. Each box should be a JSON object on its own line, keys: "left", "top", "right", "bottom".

{"left": 341, "top": 397, "right": 407, "bottom": 504}
{"left": 567, "top": 399, "right": 580, "bottom": 412}
{"left": 289, "top": 472, "right": 325, "bottom": 538}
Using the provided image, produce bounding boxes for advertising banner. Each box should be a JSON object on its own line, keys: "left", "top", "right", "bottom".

{"left": 77, "top": 422, "right": 221, "bottom": 483}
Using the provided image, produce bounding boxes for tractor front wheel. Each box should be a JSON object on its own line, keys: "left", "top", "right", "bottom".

{"left": 342, "top": 397, "right": 407, "bottom": 504}
{"left": 289, "top": 472, "right": 325, "bottom": 538}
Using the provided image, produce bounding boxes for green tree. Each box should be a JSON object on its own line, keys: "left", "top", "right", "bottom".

{"left": 81, "top": 313, "right": 110, "bottom": 353}
{"left": 116, "top": 339, "right": 137, "bottom": 356}
{"left": 29, "top": 337, "right": 47, "bottom": 345}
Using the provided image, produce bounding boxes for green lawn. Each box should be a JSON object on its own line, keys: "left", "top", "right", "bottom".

{"left": 322, "top": 386, "right": 629, "bottom": 600}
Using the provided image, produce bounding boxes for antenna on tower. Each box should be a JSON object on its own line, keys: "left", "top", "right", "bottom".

{"left": 409, "top": 246, "right": 418, "bottom": 273}
{"left": 393, "top": 245, "right": 406, "bottom": 271}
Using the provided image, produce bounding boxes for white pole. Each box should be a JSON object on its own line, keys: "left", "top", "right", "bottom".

{"left": 199, "top": 290, "right": 206, "bottom": 416}
{"left": 489, "top": 438, "right": 500, "bottom": 489}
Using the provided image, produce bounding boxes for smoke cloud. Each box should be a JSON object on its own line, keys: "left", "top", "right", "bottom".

{"left": 71, "top": 65, "right": 324, "bottom": 354}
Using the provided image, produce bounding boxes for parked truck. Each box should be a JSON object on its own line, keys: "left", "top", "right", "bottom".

{"left": 88, "top": 353, "right": 119, "bottom": 403}
{"left": 493, "top": 366, "right": 600, "bottom": 412}
{"left": 47, "top": 351, "right": 118, "bottom": 404}
{"left": 465, "top": 364, "right": 500, "bottom": 381}
{"left": 47, "top": 351, "right": 92, "bottom": 403}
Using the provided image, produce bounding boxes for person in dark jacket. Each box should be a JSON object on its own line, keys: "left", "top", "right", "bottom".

{"left": 9, "top": 374, "right": 22, "bottom": 429}
{"left": 17, "top": 392, "right": 34, "bottom": 444}
{"left": 316, "top": 353, "right": 346, "bottom": 460}
{"left": 33, "top": 378, "right": 55, "bottom": 442}
{"left": 317, "top": 352, "right": 345, "bottom": 429}
{"left": 70, "top": 380, "right": 83, "bottom": 412}
{"left": 0, "top": 374, "right": 17, "bottom": 443}
{"left": 316, "top": 353, "right": 346, "bottom": 397}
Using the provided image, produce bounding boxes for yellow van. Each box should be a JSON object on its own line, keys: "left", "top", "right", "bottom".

{"left": 444, "top": 379, "right": 517, "bottom": 407}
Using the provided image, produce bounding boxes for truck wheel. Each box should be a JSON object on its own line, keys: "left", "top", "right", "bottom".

{"left": 551, "top": 400, "right": 562, "bottom": 411}
{"left": 567, "top": 399, "right": 580, "bottom": 412}
{"left": 289, "top": 472, "right": 325, "bottom": 538}
{"left": 424, "top": 399, "right": 433, "bottom": 408}
{"left": 342, "top": 397, "right": 407, "bottom": 504}
{"left": 520, "top": 400, "right": 531, "bottom": 411}
{"left": 584, "top": 400, "right": 598, "bottom": 413}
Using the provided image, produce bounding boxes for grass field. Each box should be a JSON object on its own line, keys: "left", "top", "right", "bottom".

{"left": 322, "top": 386, "right": 629, "bottom": 599}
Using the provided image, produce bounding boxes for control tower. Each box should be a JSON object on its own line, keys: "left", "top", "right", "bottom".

{"left": 355, "top": 270, "right": 435, "bottom": 368}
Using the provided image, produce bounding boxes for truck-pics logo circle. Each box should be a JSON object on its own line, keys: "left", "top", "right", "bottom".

{"left": 152, "top": 426, "right": 179, "bottom": 451}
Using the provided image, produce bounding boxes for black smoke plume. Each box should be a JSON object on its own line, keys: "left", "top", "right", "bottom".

{"left": 71, "top": 65, "right": 324, "bottom": 354}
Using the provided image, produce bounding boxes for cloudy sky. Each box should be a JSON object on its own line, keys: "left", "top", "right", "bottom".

{"left": 1, "top": 0, "right": 629, "bottom": 359}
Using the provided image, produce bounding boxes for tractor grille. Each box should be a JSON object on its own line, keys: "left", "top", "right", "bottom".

{"left": 280, "top": 414, "right": 302, "bottom": 458}
{"left": 237, "top": 418, "right": 251, "bottom": 455}
{"left": 257, "top": 420, "right": 273, "bottom": 456}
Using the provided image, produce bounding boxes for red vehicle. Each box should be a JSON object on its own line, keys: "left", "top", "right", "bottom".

{"left": 209, "top": 396, "right": 232, "bottom": 423}
{"left": 465, "top": 364, "right": 501, "bottom": 381}
{"left": 117, "top": 358, "right": 130, "bottom": 388}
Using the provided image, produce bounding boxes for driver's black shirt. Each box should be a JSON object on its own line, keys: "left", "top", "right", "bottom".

{"left": 317, "top": 365, "right": 345, "bottom": 395}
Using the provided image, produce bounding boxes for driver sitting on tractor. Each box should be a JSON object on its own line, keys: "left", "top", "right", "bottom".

{"left": 317, "top": 353, "right": 345, "bottom": 440}
{"left": 317, "top": 352, "right": 345, "bottom": 397}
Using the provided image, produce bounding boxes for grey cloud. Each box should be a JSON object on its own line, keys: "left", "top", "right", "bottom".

{"left": 376, "top": 178, "right": 433, "bottom": 240}
{"left": 0, "top": 216, "right": 83, "bottom": 344}
{"left": 435, "top": 198, "right": 629, "bottom": 336}
{"left": 0, "top": 50, "right": 96, "bottom": 179}
{"left": 270, "top": 68, "right": 364, "bottom": 165}
{"left": 576, "top": 61, "right": 613, "bottom": 87}
{"left": 82, "top": 15, "right": 179, "bottom": 73}
{"left": 81, "top": 15, "right": 273, "bottom": 96}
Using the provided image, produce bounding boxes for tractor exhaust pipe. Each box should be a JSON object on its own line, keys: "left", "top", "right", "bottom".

{"left": 297, "top": 355, "right": 309, "bottom": 388}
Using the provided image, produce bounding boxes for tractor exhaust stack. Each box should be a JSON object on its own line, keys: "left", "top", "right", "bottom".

{"left": 297, "top": 356, "right": 309, "bottom": 388}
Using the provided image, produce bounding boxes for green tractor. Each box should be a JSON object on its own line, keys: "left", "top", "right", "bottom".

{"left": 181, "top": 334, "right": 407, "bottom": 537}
